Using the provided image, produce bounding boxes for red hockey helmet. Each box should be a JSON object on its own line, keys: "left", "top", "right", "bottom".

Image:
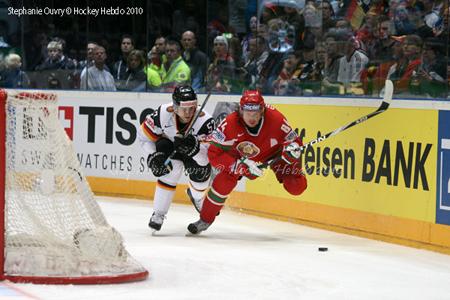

{"left": 239, "top": 90, "right": 265, "bottom": 112}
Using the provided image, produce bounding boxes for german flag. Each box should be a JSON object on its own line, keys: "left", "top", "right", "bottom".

{"left": 345, "top": 0, "right": 371, "bottom": 30}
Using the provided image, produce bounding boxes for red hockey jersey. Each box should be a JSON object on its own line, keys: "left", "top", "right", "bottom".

{"left": 208, "top": 104, "right": 299, "bottom": 169}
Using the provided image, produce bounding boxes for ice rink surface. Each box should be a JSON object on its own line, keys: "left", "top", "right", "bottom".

{"left": 2, "top": 196, "right": 450, "bottom": 300}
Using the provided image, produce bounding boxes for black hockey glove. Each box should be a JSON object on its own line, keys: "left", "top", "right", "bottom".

{"left": 173, "top": 134, "right": 200, "bottom": 157}
{"left": 147, "top": 152, "right": 172, "bottom": 177}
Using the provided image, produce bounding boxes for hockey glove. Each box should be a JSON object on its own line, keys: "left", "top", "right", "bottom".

{"left": 281, "top": 141, "right": 302, "bottom": 165}
{"left": 231, "top": 157, "right": 263, "bottom": 178}
{"left": 174, "top": 134, "right": 200, "bottom": 157}
{"left": 147, "top": 152, "right": 172, "bottom": 177}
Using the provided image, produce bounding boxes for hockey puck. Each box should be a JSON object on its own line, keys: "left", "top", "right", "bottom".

{"left": 318, "top": 247, "right": 328, "bottom": 252}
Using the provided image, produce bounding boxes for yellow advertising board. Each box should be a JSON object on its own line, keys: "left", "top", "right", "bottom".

{"left": 246, "top": 104, "right": 438, "bottom": 223}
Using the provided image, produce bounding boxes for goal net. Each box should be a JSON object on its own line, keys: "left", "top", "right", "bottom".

{"left": 0, "top": 90, "right": 148, "bottom": 284}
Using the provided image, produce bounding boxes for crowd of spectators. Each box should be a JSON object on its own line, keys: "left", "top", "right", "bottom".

{"left": 0, "top": 0, "right": 449, "bottom": 99}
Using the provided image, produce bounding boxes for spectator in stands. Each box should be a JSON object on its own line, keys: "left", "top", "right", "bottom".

{"left": 362, "top": 39, "right": 404, "bottom": 96}
{"left": 316, "top": 42, "right": 327, "bottom": 68}
{"left": 146, "top": 36, "right": 167, "bottom": 78}
{"left": 296, "top": 42, "right": 323, "bottom": 95}
{"left": 206, "top": 35, "right": 235, "bottom": 93}
{"left": 334, "top": 18, "right": 367, "bottom": 54}
{"left": 33, "top": 39, "right": 76, "bottom": 89}
{"left": 274, "top": 41, "right": 322, "bottom": 96}
{"left": 146, "top": 46, "right": 163, "bottom": 91}
{"left": 227, "top": 33, "right": 243, "bottom": 68}
{"left": 334, "top": 18, "right": 353, "bottom": 35}
{"left": 266, "top": 18, "right": 294, "bottom": 52}
{"left": 321, "top": 0, "right": 337, "bottom": 33}
{"left": 80, "top": 45, "right": 116, "bottom": 91}
{"left": 337, "top": 32, "right": 369, "bottom": 93}
{"left": 321, "top": 32, "right": 344, "bottom": 94}
{"left": 281, "top": 5, "right": 305, "bottom": 50}
{"left": 387, "top": 34, "right": 423, "bottom": 94}
{"left": 238, "top": 36, "right": 269, "bottom": 89}
{"left": 258, "top": 50, "right": 286, "bottom": 94}
{"left": 355, "top": 11, "right": 379, "bottom": 55}
{"left": 116, "top": 50, "right": 147, "bottom": 92}
{"left": 161, "top": 40, "right": 191, "bottom": 92}
{"left": 272, "top": 51, "right": 302, "bottom": 96}
{"left": 410, "top": 37, "right": 447, "bottom": 97}
{"left": 71, "top": 42, "right": 100, "bottom": 89}
{"left": 0, "top": 53, "right": 30, "bottom": 88}
{"left": 35, "top": 40, "right": 75, "bottom": 71}
{"left": 315, "top": 42, "right": 327, "bottom": 82}
{"left": 181, "top": 30, "right": 207, "bottom": 92}
{"left": 303, "top": 2, "right": 323, "bottom": 41}
{"left": 370, "top": 16, "right": 397, "bottom": 63}
{"left": 386, "top": 34, "right": 422, "bottom": 94}
{"left": 113, "top": 35, "right": 135, "bottom": 82}
{"left": 78, "top": 42, "right": 99, "bottom": 71}
{"left": 393, "top": 2, "right": 421, "bottom": 35}
{"left": 282, "top": 3, "right": 316, "bottom": 54}
{"left": 241, "top": 16, "right": 258, "bottom": 64}
{"left": 414, "top": 0, "right": 445, "bottom": 38}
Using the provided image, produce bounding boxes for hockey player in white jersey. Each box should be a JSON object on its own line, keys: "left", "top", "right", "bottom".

{"left": 138, "top": 85, "right": 215, "bottom": 231}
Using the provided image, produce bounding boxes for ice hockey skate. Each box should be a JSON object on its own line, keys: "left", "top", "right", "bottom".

{"left": 149, "top": 212, "right": 166, "bottom": 232}
{"left": 187, "top": 219, "right": 211, "bottom": 234}
{"left": 186, "top": 188, "right": 204, "bottom": 213}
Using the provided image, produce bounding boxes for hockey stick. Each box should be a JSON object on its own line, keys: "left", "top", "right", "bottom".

{"left": 259, "top": 80, "right": 394, "bottom": 169}
{"left": 164, "top": 92, "right": 212, "bottom": 166}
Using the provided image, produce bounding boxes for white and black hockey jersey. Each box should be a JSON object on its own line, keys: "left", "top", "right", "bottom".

{"left": 138, "top": 103, "right": 215, "bottom": 165}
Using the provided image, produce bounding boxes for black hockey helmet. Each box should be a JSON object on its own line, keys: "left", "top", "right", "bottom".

{"left": 172, "top": 85, "right": 197, "bottom": 108}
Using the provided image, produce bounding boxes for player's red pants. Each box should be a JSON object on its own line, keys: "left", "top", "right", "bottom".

{"left": 200, "top": 159, "right": 307, "bottom": 223}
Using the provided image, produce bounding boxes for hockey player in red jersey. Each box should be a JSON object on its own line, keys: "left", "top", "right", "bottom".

{"left": 188, "top": 90, "right": 307, "bottom": 234}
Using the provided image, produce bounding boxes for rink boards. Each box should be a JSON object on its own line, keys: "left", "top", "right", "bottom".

{"left": 9, "top": 89, "right": 450, "bottom": 253}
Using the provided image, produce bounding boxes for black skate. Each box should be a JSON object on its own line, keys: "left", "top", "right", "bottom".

{"left": 187, "top": 219, "right": 211, "bottom": 234}
{"left": 149, "top": 212, "right": 165, "bottom": 231}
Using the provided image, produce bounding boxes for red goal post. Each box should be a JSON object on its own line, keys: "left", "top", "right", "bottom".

{"left": 0, "top": 89, "right": 148, "bottom": 284}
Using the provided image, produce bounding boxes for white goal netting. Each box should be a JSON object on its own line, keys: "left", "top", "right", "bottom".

{"left": 2, "top": 91, "right": 147, "bottom": 283}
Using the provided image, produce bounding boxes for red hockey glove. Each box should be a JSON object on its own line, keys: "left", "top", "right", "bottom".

{"left": 281, "top": 141, "right": 301, "bottom": 165}
{"left": 231, "top": 157, "right": 263, "bottom": 178}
